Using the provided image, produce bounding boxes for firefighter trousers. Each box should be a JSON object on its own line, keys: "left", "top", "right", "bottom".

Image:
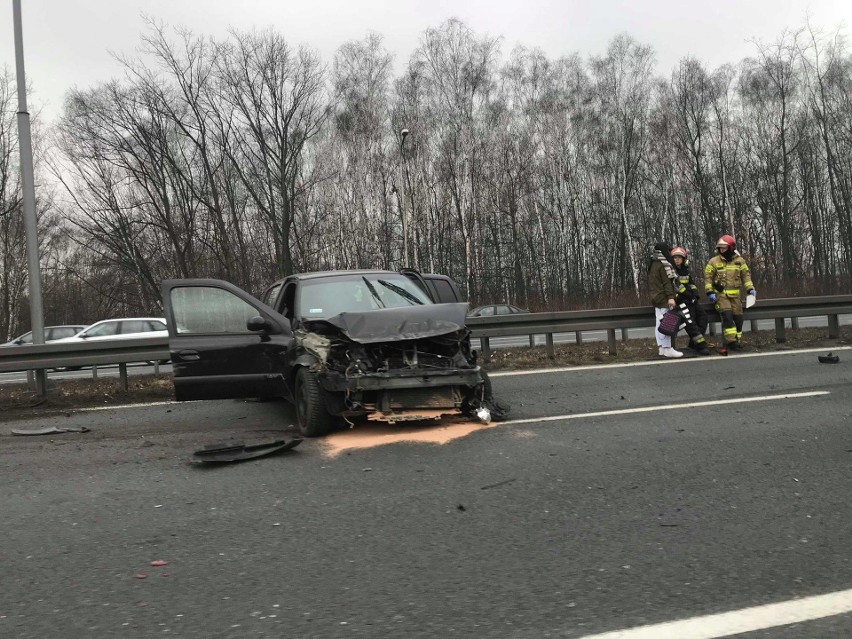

{"left": 714, "top": 295, "right": 744, "bottom": 344}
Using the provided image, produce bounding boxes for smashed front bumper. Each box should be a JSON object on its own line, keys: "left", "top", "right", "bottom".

{"left": 315, "top": 367, "right": 487, "bottom": 422}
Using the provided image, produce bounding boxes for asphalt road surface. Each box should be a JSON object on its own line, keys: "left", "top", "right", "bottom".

{"left": 1, "top": 348, "right": 851, "bottom": 638}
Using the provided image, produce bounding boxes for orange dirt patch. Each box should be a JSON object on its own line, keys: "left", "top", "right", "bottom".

{"left": 322, "top": 415, "right": 495, "bottom": 457}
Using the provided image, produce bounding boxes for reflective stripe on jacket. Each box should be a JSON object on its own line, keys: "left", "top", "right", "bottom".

{"left": 704, "top": 254, "right": 754, "bottom": 296}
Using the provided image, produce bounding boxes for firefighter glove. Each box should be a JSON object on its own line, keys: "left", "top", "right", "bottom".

{"left": 708, "top": 292, "right": 717, "bottom": 303}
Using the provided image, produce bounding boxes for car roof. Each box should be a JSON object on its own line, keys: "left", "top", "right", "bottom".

{"left": 270, "top": 270, "right": 405, "bottom": 285}
{"left": 87, "top": 317, "right": 166, "bottom": 324}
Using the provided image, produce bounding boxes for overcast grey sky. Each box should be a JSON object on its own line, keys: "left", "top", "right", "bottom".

{"left": 1, "top": 0, "right": 849, "bottom": 121}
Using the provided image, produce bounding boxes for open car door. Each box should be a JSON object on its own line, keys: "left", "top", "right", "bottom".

{"left": 161, "top": 279, "right": 294, "bottom": 401}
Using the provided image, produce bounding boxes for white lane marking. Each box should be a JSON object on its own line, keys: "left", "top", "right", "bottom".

{"left": 66, "top": 401, "right": 180, "bottom": 413}
{"left": 577, "top": 587, "right": 852, "bottom": 639}
{"left": 488, "top": 346, "right": 852, "bottom": 377}
{"left": 502, "top": 391, "right": 828, "bottom": 426}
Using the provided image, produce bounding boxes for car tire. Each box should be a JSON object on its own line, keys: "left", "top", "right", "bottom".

{"left": 295, "top": 368, "right": 333, "bottom": 437}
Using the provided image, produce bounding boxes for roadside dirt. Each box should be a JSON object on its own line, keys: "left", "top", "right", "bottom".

{"left": 1, "top": 326, "right": 847, "bottom": 422}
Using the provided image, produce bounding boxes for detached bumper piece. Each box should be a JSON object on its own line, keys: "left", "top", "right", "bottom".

{"left": 192, "top": 437, "right": 302, "bottom": 463}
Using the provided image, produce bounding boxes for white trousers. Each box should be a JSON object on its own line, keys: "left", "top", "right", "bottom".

{"left": 654, "top": 307, "right": 672, "bottom": 348}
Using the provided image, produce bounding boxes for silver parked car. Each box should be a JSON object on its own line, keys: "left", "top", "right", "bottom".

{"left": 1, "top": 325, "right": 88, "bottom": 347}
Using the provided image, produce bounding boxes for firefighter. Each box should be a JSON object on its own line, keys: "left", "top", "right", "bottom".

{"left": 670, "top": 246, "right": 710, "bottom": 355}
{"left": 648, "top": 242, "right": 683, "bottom": 358}
{"left": 704, "top": 235, "right": 756, "bottom": 351}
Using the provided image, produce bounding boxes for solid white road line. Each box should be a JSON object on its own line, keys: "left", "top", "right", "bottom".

{"left": 502, "top": 391, "right": 829, "bottom": 426}
{"left": 488, "top": 346, "right": 852, "bottom": 377}
{"left": 577, "top": 587, "right": 852, "bottom": 639}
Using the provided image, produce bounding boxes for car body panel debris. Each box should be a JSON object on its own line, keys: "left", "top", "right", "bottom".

{"left": 818, "top": 352, "right": 840, "bottom": 364}
{"left": 11, "top": 426, "right": 90, "bottom": 436}
{"left": 192, "top": 438, "right": 302, "bottom": 463}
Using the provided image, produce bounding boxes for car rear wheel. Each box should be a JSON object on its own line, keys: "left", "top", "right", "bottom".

{"left": 295, "top": 368, "right": 333, "bottom": 437}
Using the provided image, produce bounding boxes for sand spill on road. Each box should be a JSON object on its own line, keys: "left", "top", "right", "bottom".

{"left": 321, "top": 415, "right": 496, "bottom": 457}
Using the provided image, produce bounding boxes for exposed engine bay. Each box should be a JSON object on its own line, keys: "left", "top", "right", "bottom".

{"left": 296, "top": 304, "right": 507, "bottom": 423}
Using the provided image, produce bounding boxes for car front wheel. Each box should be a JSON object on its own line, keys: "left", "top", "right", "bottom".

{"left": 295, "top": 368, "right": 334, "bottom": 437}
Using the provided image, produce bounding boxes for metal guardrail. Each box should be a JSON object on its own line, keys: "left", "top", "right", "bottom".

{"left": 467, "top": 295, "right": 852, "bottom": 361}
{"left": 0, "top": 295, "right": 849, "bottom": 383}
{"left": 0, "top": 337, "right": 170, "bottom": 387}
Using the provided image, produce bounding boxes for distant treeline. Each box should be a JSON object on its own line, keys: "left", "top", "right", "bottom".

{"left": 1, "top": 18, "right": 850, "bottom": 338}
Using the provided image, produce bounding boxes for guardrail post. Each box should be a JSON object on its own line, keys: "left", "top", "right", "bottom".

{"left": 791, "top": 317, "right": 800, "bottom": 330}
{"left": 607, "top": 329, "right": 616, "bottom": 355}
{"left": 708, "top": 322, "right": 716, "bottom": 335}
{"left": 575, "top": 331, "right": 583, "bottom": 344}
{"left": 92, "top": 365, "right": 98, "bottom": 380}
{"left": 481, "top": 337, "right": 491, "bottom": 363}
{"left": 546, "top": 334, "right": 554, "bottom": 359}
{"left": 620, "top": 328, "right": 628, "bottom": 341}
{"left": 750, "top": 320, "right": 758, "bottom": 332}
{"left": 119, "top": 363, "right": 129, "bottom": 390}
{"left": 774, "top": 318, "right": 786, "bottom": 343}
{"left": 529, "top": 335, "right": 536, "bottom": 348}
{"left": 828, "top": 314, "right": 839, "bottom": 339}
{"left": 26, "top": 369, "right": 34, "bottom": 389}
{"left": 154, "top": 361, "right": 160, "bottom": 375}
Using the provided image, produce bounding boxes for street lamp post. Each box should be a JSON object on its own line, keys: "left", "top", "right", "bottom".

{"left": 13, "top": 0, "right": 47, "bottom": 396}
{"left": 399, "top": 128, "right": 409, "bottom": 267}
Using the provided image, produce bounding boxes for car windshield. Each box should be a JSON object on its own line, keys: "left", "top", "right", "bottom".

{"left": 299, "top": 274, "right": 433, "bottom": 320}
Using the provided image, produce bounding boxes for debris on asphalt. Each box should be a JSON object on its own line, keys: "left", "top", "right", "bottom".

{"left": 818, "top": 352, "right": 840, "bottom": 364}
{"left": 11, "top": 426, "right": 90, "bottom": 436}
{"left": 480, "top": 478, "right": 517, "bottom": 490}
{"left": 134, "top": 574, "right": 147, "bottom": 579}
{"left": 457, "top": 504, "right": 466, "bottom": 512}
{"left": 150, "top": 560, "right": 169, "bottom": 567}
{"left": 191, "top": 437, "right": 302, "bottom": 463}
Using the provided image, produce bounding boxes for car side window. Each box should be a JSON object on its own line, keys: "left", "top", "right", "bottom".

{"left": 431, "top": 280, "right": 457, "bottom": 303}
{"left": 263, "top": 284, "right": 282, "bottom": 308}
{"left": 171, "top": 287, "right": 260, "bottom": 334}
{"left": 121, "top": 320, "right": 149, "bottom": 334}
{"left": 85, "top": 322, "right": 120, "bottom": 337}
{"left": 146, "top": 320, "right": 166, "bottom": 331}
{"left": 51, "top": 328, "right": 78, "bottom": 339}
{"left": 478, "top": 306, "right": 495, "bottom": 316}
{"left": 495, "top": 305, "right": 512, "bottom": 315}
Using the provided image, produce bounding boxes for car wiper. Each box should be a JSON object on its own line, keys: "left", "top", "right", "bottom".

{"left": 361, "top": 277, "right": 386, "bottom": 308}
{"left": 376, "top": 279, "right": 426, "bottom": 305}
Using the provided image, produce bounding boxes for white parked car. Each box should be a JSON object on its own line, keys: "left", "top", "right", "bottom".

{"left": 53, "top": 318, "right": 168, "bottom": 343}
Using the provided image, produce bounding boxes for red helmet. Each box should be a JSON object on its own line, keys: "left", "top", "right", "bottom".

{"left": 670, "top": 246, "right": 688, "bottom": 259}
{"left": 716, "top": 234, "right": 736, "bottom": 250}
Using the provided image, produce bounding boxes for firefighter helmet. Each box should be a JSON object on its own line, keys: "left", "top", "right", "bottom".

{"left": 670, "top": 246, "right": 688, "bottom": 259}
{"left": 716, "top": 234, "right": 736, "bottom": 250}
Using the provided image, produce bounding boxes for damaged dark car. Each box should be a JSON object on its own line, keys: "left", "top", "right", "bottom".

{"left": 161, "top": 270, "right": 505, "bottom": 437}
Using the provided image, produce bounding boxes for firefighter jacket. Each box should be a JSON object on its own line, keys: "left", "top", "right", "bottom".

{"left": 704, "top": 253, "right": 754, "bottom": 298}
{"left": 674, "top": 262, "right": 700, "bottom": 304}
{"left": 648, "top": 251, "right": 679, "bottom": 307}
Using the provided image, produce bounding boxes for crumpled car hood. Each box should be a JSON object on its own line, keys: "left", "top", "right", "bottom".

{"left": 308, "top": 303, "right": 469, "bottom": 344}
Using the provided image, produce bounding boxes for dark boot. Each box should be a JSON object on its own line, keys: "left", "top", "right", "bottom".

{"left": 728, "top": 341, "right": 744, "bottom": 351}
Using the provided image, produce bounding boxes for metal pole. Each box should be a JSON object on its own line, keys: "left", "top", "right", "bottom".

{"left": 399, "top": 128, "right": 409, "bottom": 267}
{"left": 13, "top": 0, "right": 46, "bottom": 396}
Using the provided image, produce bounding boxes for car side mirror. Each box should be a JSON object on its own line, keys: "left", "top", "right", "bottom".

{"left": 79, "top": 333, "right": 90, "bottom": 339}
{"left": 247, "top": 316, "right": 273, "bottom": 333}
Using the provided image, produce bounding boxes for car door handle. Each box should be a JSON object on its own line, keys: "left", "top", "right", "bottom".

{"left": 177, "top": 349, "right": 201, "bottom": 361}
